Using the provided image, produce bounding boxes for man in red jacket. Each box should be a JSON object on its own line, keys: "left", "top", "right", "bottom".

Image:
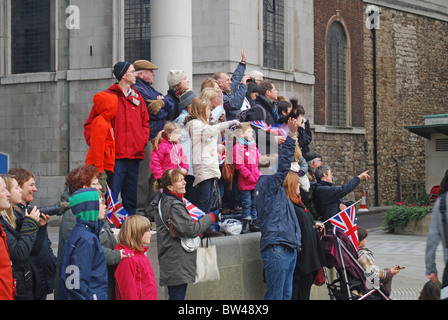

{"left": 0, "top": 176, "right": 14, "bottom": 300}
{"left": 105, "top": 62, "right": 150, "bottom": 215}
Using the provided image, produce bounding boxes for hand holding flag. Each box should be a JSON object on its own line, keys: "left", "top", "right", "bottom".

{"left": 106, "top": 186, "right": 129, "bottom": 228}
{"left": 183, "top": 198, "right": 206, "bottom": 221}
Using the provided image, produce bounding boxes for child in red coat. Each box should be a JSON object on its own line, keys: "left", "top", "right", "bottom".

{"left": 85, "top": 92, "right": 118, "bottom": 193}
{"left": 150, "top": 121, "right": 189, "bottom": 181}
{"left": 233, "top": 124, "right": 262, "bottom": 233}
{"left": 114, "top": 215, "right": 157, "bottom": 300}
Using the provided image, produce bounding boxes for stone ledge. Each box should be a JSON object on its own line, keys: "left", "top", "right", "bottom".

{"left": 148, "top": 232, "right": 330, "bottom": 300}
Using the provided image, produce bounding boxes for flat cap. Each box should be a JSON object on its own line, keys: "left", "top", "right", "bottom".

{"left": 133, "top": 60, "right": 158, "bottom": 71}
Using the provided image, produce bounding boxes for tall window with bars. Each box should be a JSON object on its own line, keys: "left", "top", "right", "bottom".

{"left": 125, "top": 0, "right": 151, "bottom": 63}
{"left": 11, "top": 0, "right": 51, "bottom": 74}
{"left": 327, "top": 22, "right": 347, "bottom": 127}
{"left": 263, "top": 0, "right": 284, "bottom": 70}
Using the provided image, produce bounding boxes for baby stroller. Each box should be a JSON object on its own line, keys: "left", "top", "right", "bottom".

{"left": 321, "top": 227, "right": 390, "bottom": 300}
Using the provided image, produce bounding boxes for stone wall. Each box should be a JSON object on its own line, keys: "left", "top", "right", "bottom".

{"left": 313, "top": 0, "right": 448, "bottom": 206}
{"left": 147, "top": 232, "right": 330, "bottom": 300}
{"left": 363, "top": 7, "right": 448, "bottom": 204}
{"left": 313, "top": 0, "right": 368, "bottom": 204}
{"left": 310, "top": 129, "right": 368, "bottom": 203}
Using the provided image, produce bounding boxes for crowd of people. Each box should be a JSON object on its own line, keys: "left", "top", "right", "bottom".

{"left": 0, "top": 48, "right": 443, "bottom": 301}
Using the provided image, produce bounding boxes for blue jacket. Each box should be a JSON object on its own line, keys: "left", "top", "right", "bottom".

{"left": 133, "top": 78, "right": 175, "bottom": 140}
{"left": 254, "top": 136, "right": 302, "bottom": 252}
{"left": 57, "top": 219, "right": 108, "bottom": 300}
{"left": 223, "top": 62, "right": 247, "bottom": 120}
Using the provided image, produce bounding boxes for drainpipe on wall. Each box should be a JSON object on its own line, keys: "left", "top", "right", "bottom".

{"left": 66, "top": 0, "right": 71, "bottom": 174}
{"left": 371, "top": 27, "right": 379, "bottom": 206}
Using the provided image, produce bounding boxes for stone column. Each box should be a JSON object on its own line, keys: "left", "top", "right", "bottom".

{"left": 150, "top": 0, "right": 193, "bottom": 93}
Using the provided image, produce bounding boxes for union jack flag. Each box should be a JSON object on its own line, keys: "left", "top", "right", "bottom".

{"left": 183, "top": 198, "right": 205, "bottom": 221}
{"left": 329, "top": 204, "right": 359, "bottom": 250}
{"left": 106, "top": 185, "right": 129, "bottom": 228}
{"left": 219, "top": 136, "right": 226, "bottom": 165}
{"left": 249, "top": 120, "right": 289, "bottom": 137}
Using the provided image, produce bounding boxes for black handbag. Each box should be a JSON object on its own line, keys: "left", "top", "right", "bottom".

{"left": 210, "top": 179, "right": 222, "bottom": 212}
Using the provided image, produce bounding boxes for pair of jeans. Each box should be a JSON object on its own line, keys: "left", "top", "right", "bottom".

{"left": 107, "top": 158, "right": 140, "bottom": 215}
{"left": 192, "top": 178, "right": 214, "bottom": 213}
{"left": 240, "top": 189, "right": 257, "bottom": 220}
{"left": 261, "top": 244, "right": 297, "bottom": 300}
{"left": 168, "top": 284, "right": 188, "bottom": 300}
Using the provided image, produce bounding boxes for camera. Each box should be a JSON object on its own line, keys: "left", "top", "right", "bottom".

{"left": 26, "top": 202, "right": 69, "bottom": 216}
{"left": 246, "top": 77, "right": 256, "bottom": 83}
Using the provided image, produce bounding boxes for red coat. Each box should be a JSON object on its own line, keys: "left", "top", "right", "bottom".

{"left": 84, "top": 84, "right": 150, "bottom": 160}
{"left": 85, "top": 92, "right": 117, "bottom": 173}
{"left": 0, "top": 225, "right": 14, "bottom": 300}
{"left": 114, "top": 244, "right": 157, "bottom": 300}
{"left": 150, "top": 138, "right": 189, "bottom": 180}
{"left": 106, "top": 84, "right": 150, "bottom": 160}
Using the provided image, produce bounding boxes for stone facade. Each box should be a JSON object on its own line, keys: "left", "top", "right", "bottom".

{"left": 363, "top": 5, "right": 448, "bottom": 204}
{"left": 313, "top": 0, "right": 448, "bottom": 206}
{"left": 0, "top": 0, "right": 447, "bottom": 208}
{"left": 312, "top": 0, "right": 368, "bottom": 203}
{"left": 0, "top": 0, "right": 315, "bottom": 206}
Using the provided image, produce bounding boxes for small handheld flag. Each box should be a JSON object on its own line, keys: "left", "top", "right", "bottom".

{"left": 249, "top": 120, "right": 289, "bottom": 137}
{"left": 106, "top": 186, "right": 129, "bottom": 228}
{"left": 329, "top": 203, "right": 359, "bottom": 250}
{"left": 183, "top": 198, "right": 206, "bottom": 221}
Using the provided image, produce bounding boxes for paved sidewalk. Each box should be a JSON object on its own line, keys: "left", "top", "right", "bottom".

{"left": 365, "top": 229, "right": 445, "bottom": 300}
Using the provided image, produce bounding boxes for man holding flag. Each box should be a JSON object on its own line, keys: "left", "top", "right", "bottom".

{"left": 313, "top": 164, "right": 370, "bottom": 230}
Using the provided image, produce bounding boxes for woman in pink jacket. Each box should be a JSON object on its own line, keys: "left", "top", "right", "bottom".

{"left": 233, "top": 123, "right": 262, "bottom": 233}
{"left": 114, "top": 215, "right": 157, "bottom": 300}
{"left": 150, "top": 122, "right": 189, "bottom": 181}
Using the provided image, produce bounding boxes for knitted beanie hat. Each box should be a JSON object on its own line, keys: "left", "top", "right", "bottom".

{"left": 113, "top": 61, "right": 131, "bottom": 81}
{"left": 178, "top": 90, "right": 199, "bottom": 111}
{"left": 167, "top": 70, "right": 187, "bottom": 88}
{"left": 69, "top": 187, "right": 100, "bottom": 222}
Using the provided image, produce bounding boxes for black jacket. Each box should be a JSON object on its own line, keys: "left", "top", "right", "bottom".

{"left": 0, "top": 211, "right": 45, "bottom": 300}
{"left": 245, "top": 95, "right": 280, "bottom": 155}
{"left": 292, "top": 203, "right": 326, "bottom": 275}
{"left": 15, "top": 204, "right": 56, "bottom": 298}
{"left": 313, "top": 177, "right": 361, "bottom": 228}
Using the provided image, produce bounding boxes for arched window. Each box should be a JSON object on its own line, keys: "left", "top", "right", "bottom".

{"left": 327, "top": 21, "right": 347, "bottom": 126}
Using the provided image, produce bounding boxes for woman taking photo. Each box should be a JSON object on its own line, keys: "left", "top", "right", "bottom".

{"left": 154, "top": 169, "right": 217, "bottom": 300}
{"left": 0, "top": 174, "right": 47, "bottom": 300}
{"left": 283, "top": 171, "right": 326, "bottom": 300}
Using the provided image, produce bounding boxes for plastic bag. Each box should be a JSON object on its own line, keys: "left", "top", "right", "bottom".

{"left": 219, "top": 218, "right": 242, "bottom": 235}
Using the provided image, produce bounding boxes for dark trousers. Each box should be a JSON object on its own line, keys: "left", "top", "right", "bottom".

{"left": 168, "top": 283, "right": 188, "bottom": 300}
{"left": 292, "top": 270, "right": 318, "bottom": 300}
{"left": 107, "top": 158, "right": 140, "bottom": 215}
{"left": 190, "top": 178, "right": 214, "bottom": 213}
